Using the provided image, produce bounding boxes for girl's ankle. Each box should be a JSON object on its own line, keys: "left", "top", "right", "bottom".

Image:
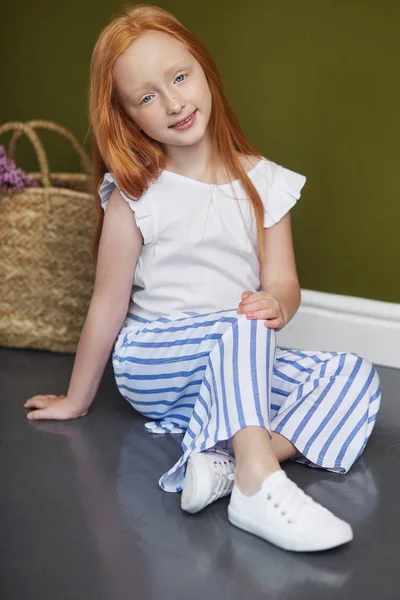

{"left": 234, "top": 463, "right": 281, "bottom": 497}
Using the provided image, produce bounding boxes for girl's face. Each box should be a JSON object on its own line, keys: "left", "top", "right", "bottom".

{"left": 113, "top": 31, "right": 212, "bottom": 148}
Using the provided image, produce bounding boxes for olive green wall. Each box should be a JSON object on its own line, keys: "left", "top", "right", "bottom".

{"left": 1, "top": 1, "right": 399, "bottom": 303}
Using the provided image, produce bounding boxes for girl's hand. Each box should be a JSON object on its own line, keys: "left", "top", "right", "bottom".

{"left": 23, "top": 395, "right": 88, "bottom": 421}
{"left": 237, "top": 290, "right": 286, "bottom": 330}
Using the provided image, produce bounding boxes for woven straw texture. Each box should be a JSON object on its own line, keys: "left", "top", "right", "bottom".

{"left": 0, "top": 120, "right": 97, "bottom": 353}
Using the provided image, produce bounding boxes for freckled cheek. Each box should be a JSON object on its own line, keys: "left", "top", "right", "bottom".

{"left": 191, "top": 81, "right": 210, "bottom": 109}
{"left": 141, "top": 116, "right": 156, "bottom": 131}
{"left": 137, "top": 110, "right": 163, "bottom": 135}
{"left": 196, "top": 84, "right": 212, "bottom": 118}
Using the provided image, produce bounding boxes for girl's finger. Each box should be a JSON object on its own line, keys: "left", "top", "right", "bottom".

{"left": 26, "top": 408, "right": 54, "bottom": 421}
{"left": 24, "top": 394, "right": 64, "bottom": 407}
{"left": 246, "top": 308, "right": 277, "bottom": 319}
{"left": 241, "top": 299, "right": 275, "bottom": 313}
{"left": 24, "top": 397, "right": 48, "bottom": 409}
{"left": 264, "top": 318, "right": 282, "bottom": 329}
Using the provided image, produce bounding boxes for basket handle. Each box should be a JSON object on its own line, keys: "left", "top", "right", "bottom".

{"left": 9, "top": 120, "right": 92, "bottom": 176}
{"left": 0, "top": 121, "right": 53, "bottom": 188}
{"left": 0, "top": 120, "right": 92, "bottom": 188}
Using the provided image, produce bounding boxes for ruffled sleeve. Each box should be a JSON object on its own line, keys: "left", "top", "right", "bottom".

{"left": 262, "top": 160, "right": 307, "bottom": 228}
{"left": 98, "top": 172, "right": 156, "bottom": 245}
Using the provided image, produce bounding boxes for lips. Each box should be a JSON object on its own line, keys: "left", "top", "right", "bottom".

{"left": 169, "top": 110, "right": 196, "bottom": 128}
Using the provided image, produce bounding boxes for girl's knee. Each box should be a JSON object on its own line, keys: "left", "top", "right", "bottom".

{"left": 337, "top": 351, "right": 375, "bottom": 375}
{"left": 341, "top": 352, "right": 381, "bottom": 406}
{"left": 346, "top": 352, "right": 380, "bottom": 381}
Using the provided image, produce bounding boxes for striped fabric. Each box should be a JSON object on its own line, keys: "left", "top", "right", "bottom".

{"left": 112, "top": 307, "right": 381, "bottom": 493}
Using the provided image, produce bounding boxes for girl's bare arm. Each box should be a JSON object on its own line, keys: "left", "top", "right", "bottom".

{"left": 24, "top": 188, "right": 144, "bottom": 420}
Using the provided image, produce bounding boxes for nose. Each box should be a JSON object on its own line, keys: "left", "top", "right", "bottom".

{"left": 165, "top": 91, "right": 186, "bottom": 114}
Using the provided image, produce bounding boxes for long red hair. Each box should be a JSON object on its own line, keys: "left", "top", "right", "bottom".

{"left": 88, "top": 3, "right": 267, "bottom": 266}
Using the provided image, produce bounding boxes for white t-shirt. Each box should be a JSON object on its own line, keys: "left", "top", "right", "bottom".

{"left": 98, "top": 157, "right": 307, "bottom": 321}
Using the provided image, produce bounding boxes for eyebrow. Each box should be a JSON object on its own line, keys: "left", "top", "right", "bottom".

{"left": 133, "top": 62, "right": 188, "bottom": 94}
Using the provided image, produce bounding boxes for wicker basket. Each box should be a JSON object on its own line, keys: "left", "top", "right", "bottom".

{"left": 0, "top": 120, "right": 97, "bottom": 353}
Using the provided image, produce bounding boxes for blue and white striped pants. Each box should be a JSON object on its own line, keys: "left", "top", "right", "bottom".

{"left": 112, "top": 308, "right": 381, "bottom": 492}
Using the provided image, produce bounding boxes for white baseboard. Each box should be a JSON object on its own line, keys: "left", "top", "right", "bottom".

{"left": 276, "top": 289, "right": 400, "bottom": 369}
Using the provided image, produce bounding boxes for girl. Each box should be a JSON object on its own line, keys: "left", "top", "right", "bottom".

{"left": 24, "top": 4, "right": 381, "bottom": 553}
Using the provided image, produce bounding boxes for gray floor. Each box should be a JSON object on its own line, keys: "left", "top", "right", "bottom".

{"left": 1, "top": 346, "right": 399, "bottom": 600}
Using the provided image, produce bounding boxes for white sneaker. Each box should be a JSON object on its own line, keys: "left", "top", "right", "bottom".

{"left": 228, "top": 469, "right": 353, "bottom": 552}
{"left": 181, "top": 449, "right": 236, "bottom": 514}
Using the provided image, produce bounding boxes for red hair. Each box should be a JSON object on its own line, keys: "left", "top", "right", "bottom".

{"left": 88, "top": 3, "right": 267, "bottom": 266}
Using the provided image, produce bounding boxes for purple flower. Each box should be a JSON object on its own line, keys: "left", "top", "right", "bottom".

{"left": 0, "top": 145, "right": 39, "bottom": 194}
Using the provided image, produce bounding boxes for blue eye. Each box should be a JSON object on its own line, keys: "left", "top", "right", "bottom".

{"left": 140, "top": 74, "right": 186, "bottom": 104}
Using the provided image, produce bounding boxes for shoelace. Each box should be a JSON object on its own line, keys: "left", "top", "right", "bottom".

{"left": 265, "top": 479, "right": 318, "bottom": 524}
{"left": 209, "top": 455, "right": 236, "bottom": 501}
